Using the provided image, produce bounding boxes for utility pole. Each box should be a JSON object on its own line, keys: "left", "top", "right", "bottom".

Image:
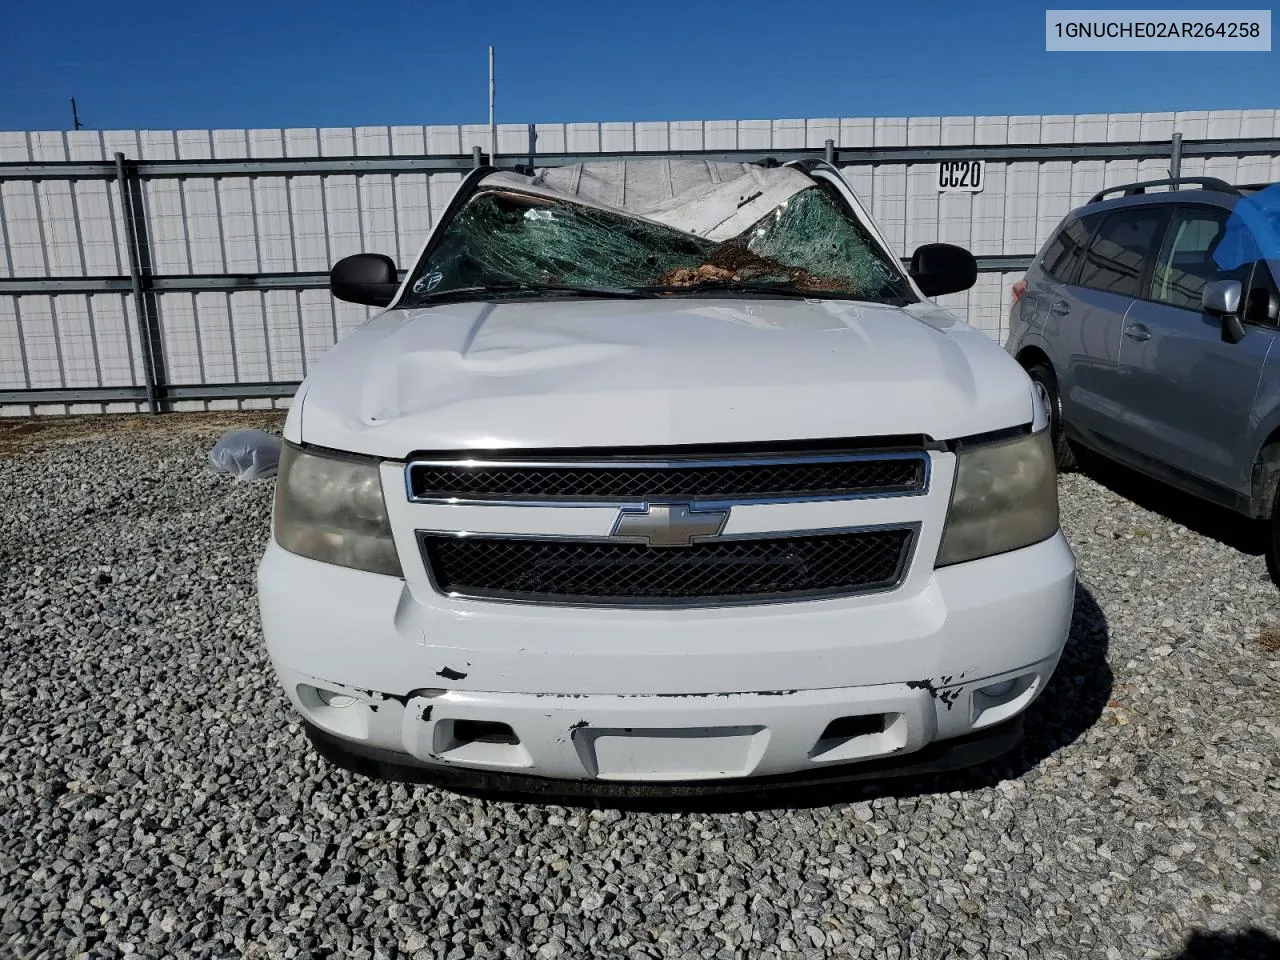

{"left": 488, "top": 46, "right": 497, "bottom": 166}
{"left": 70, "top": 97, "right": 83, "bottom": 131}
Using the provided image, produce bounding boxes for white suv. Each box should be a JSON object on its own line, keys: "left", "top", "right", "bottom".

{"left": 256, "top": 158, "right": 1075, "bottom": 793}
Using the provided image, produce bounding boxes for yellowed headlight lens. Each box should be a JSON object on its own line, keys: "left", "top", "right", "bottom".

{"left": 937, "top": 430, "right": 1059, "bottom": 567}
{"left": 273, "top": 444, "right": 403, "bottom": 577}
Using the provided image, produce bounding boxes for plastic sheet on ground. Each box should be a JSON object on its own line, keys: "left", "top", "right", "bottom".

{"left": 208, "top": 429, "right": 282, "bottom": 481}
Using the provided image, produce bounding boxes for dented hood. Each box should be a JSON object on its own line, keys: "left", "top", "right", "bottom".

{"left": 295, "top": 298, "right": 1034, "bottom": 458}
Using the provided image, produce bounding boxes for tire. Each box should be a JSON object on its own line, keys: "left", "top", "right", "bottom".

{"left": 1026, "top": 362, "right": 1077, "bottom": 472}
{"left": 1266, "top": 485, "right": 1280, "bottom": 588}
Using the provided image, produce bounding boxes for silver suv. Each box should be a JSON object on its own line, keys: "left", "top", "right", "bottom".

{"left": 1006, "top": 178, "right": 1280, "bottom": 572}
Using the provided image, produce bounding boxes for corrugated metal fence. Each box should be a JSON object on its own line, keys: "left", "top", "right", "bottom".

{"left": 1, "top": 109, "right": 1279, "bottom": 414}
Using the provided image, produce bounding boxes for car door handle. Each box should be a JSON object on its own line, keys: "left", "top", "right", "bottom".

{"left": 1049, "top": 300, "right": 1071, "bottom": 317}
{"left": 1124, "top": 323, "right": 1150, "bottom": 342}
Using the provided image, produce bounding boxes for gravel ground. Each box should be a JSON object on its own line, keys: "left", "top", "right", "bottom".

{"left": 1, "top": 416, "right": 1277, "bottom": 960}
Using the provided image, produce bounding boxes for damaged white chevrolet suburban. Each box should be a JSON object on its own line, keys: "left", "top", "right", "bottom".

{"left": 256, "top": 157, "right": 1076, "bottom": 793}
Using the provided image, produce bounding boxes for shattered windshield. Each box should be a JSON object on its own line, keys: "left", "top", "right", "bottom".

{"left": 403, "top": 178, "right": 914, "bottom": 306}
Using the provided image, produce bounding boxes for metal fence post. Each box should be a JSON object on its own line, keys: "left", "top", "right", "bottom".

{"left": 114, "top": 152, "right": 164, "bottom": 413}
{"left": 472, "top": 146, "right": 482, "bottom": 169}
{"left": 825, "top": 139, "right": 836, "bottom": 164}
{"left": 1169, "top": 132, "right": 1183, "bottom": 187}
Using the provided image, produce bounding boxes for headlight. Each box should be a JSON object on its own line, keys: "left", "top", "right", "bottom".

{"left": 273, "top": 443, "right": 403, "bottom": 577}
{"left": 936, "top": 429, "right": 1058, "bottom": 567}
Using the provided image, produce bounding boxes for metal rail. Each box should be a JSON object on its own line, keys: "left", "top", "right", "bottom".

{"left": 0, "top": 256, "right": 1035, "bottom": 297}
{"left": 1087, "top": 175, "right": 1239, "bottom": 204}
{"left": 0, "top": 272, "right": 331, "bottom": 295}
{"left": 0, "top": 382, "right": 299, "bottom": 405}
{"left": 1, "top": 138, "right": 1277, "bottom": 182}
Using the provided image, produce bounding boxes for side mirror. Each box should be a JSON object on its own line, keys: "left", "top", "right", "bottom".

{"left": 330, "top": 254, "right": 400, "bottom": 306}
{"left": 909, "top": 243, "right": 978, "bottom": 298}
{"left": 1202, "top": 279, "right": 1245, "bottom": 344}
{"left": 1202, "top": 279, "right": 1242, "bottom": 316}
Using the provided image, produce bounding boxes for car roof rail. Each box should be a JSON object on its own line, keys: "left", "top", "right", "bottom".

{"left": 1087, "top": 177, "right": 1240, "bottom": 204}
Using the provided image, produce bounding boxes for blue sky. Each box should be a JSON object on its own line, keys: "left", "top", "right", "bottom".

{"left": 2, "top": 0, "right": 1277, "bottom": 131}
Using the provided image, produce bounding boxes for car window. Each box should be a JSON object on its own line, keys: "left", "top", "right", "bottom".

{"left": 402, "top": 182, "right": 915, "bottom": 306}
{"left": 1150, "top": 207, "right": 1255, "bottom": 311}
{"left": 1041, "top": 212, "right": 1101, "bottom": 283}
{"left": 1076, "top": 206, "right": 1167, "bottom": 297}
{"left": 1246, "top": 260, "right": 1279, "bottom": 326}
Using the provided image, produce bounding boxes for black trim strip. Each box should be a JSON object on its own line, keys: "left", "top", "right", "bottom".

{"left": 946, "top": 423, "right": 1034, "bottom": 451}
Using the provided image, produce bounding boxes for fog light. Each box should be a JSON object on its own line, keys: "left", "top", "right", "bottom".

{"left": 971, "top": 673, "right": 1042, "bottom": 730}
{"left": 979, "top": 679, "right": 1016, "bottom": 698}
{"left": 316, "top": 688, "right": 357, "bottom": 709}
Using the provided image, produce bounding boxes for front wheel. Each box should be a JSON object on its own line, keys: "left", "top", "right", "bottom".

{"left": 1266, "top": 486, "right": 1280, "bottom": 588}
{"left": 1026, "top": 363, "right": 1077, "bottom": 472}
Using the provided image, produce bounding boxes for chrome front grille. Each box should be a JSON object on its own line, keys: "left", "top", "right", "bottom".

{"left": 407, "top": 443, "right": 929, "bottom": 607}
{"left": 407, "top": 449, "right": 928, "bottom": 505}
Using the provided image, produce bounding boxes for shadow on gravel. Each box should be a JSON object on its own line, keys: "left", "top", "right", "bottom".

{"left": 1165, "top": 928, "right": 1280, "bottom": 960}
{"left": 1076, "top": 448, "right": 1265, "bottom": 557}
{"left": 385, "top": 581, "right": 1114, "bottom": 813}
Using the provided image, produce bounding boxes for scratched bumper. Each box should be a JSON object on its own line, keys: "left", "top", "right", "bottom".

{"left": 257, "top": 534, "right": 1074, "bottom": 783}
{"left": 273, "top": 659, "right": 1057, "bottom": 782}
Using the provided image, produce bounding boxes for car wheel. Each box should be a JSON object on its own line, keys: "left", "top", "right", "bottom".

{"left": 1026, "top": 363, "right": 1077, "bottom": 472}
{"left": 1266, "top": 486, "right": 1280, "bottom": 588}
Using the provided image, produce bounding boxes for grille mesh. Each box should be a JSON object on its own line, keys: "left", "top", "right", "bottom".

{"left": 421, "top": 528, "right": 913, "bottom": 605}
{"left": 409, "top": 456, "right": 925, "bottom": 502}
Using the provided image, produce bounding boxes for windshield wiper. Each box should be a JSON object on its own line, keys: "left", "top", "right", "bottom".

{"left": 416, "top": 282, "right": 656, "bottom": 304}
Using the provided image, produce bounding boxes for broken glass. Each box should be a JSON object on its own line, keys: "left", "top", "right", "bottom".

{"left": 745, "top": 187, "right": 903, "bottom": 293}
{"left": 404, "top": 178, "right": 912, "bottom": 307}
{"left": 413, "top": 191, "right": 714, "bottom": 296}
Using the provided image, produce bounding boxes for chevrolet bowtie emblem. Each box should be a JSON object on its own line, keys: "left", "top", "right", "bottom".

{"left": 610, "top": 502, "right": 730, "bottom": 548}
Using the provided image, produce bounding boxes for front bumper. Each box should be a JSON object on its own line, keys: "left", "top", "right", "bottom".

{"left": 257, "top": 531, "right": 1076, "bottom": 785}
{"left": 303, "top": 712, "right": 1027, "bottom": 799}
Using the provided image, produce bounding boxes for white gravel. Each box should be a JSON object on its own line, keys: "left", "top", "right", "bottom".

{"left": 1, "top": 417, "right": 1277, "bottom": 960}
